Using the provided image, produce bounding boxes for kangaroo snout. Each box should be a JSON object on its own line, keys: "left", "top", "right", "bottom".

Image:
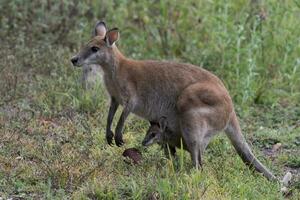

{"left": 71, "top": 56, "right": 79, "bottom": 66}
{"left": 142, "top": 139, "right": 152, "bottom": 146}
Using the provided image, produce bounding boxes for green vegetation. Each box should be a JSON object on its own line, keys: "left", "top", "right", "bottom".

{"left": 0, "top": 0, "right": 299, "bottom": 199}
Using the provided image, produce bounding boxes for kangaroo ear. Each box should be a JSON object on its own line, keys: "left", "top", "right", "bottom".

{"left": 158, "top": 117, "right": 167, "bottom": 131}
{"left": 105, "top": 28, "right": 119, "bottom": 46}
{"left": 94, "top": 21, "right": 107, "bottom": 38}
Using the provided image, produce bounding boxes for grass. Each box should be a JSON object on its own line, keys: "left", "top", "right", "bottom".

{"left": 0, "top": 0, "right": 299, "bottom": 199}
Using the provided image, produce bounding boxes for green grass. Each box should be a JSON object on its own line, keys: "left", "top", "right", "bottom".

{"left": 0, "top": 0, "right": 299, "bottom": 199}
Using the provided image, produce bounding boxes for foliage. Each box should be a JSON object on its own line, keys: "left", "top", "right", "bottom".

{"left": 0, "top": 0, "right": 299, "bottom": 199}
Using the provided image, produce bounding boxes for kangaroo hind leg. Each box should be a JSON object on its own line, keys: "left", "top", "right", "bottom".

{"left": 180, "top": 115, "right": 209, "bottom": 170}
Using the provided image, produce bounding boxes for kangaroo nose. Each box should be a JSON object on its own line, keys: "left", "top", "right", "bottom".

{"left": 142, "top": 140, "right": 148, "bottom": 146}
{"left": 71, "top": 57, "right": 79, "bottom": 65}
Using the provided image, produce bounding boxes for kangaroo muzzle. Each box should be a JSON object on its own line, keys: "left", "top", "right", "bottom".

{"left": 142, "top": 139, "right": 152, "bottom": 146}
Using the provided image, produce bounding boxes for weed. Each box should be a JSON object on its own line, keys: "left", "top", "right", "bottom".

{"left": 0, "top": 0, "right": 299, "bottom": 199}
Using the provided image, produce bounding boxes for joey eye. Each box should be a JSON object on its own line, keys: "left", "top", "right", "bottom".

{"left": 151, "top": 132, "right": 156, "bottom": 138}
{"left": 91, "top": 46, "right": 99, "bottom": 52}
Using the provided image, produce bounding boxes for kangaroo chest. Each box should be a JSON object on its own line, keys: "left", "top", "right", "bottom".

{"left": 103, "top": 75, "right": 124, "bottom": 104}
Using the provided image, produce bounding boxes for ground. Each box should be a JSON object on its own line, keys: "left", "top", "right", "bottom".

{"left": 0, "top": 1, "right": 299, "bottom": 199}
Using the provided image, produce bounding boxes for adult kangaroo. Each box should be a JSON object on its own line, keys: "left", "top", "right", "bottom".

{"left": 71, "top": 21, "right": 276, "bottom": 181}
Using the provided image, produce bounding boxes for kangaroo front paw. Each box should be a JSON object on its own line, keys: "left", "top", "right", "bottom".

{"left": 106, "top": 130, "right": 114, "bottom": 145}
{"left": 115, "top": 135, "right": 124, "bottom": 147}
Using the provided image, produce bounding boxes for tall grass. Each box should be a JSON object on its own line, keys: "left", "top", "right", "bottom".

{"left": 0, "top": 0, "right": 299, "bottom": 199}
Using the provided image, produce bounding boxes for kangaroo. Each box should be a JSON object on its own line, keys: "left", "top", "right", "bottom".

{"left": 142, "top": 117, "right": 169, "bottom": 147}
{"left": 142, "top": 117, "right": 179, "bottom": 158}
{"left": 71, "top": 21, "right": 276, "bottom": 181}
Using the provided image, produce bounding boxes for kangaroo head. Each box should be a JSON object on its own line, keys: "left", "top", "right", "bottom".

{"left": 71, "top": 21, "right": 120, "bottom": 69}
{"left": 142, "top": 117, "right": 167, "bottom": 146}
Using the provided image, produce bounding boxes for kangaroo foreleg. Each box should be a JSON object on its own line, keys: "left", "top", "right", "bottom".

{"left": 106, "top": 97, "right": 119, "bottom": 145}
{"left": 114, "top": 103, "right": 133, "bottom": 146}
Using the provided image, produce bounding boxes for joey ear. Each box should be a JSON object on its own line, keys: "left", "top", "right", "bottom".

{"left": 94, "top": 21, "right": 107, "bottom": 38}
{"left": 105, "top": 28, "right": 119, "bottom": 46}
{"left": 158, "top": 117, "right": 167, "bottom": 131}
{"left": 149, "top": 121, "right": 156, "bottom": 126}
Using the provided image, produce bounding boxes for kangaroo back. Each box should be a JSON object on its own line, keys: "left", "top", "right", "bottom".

{"left": 225, "top": 111, "right": 277, "bottom": 181}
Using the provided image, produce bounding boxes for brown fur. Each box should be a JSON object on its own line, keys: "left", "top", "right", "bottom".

{"left": 70, "top": 21, "right": 276, "bottom": 181}
{"left": 142, "top": 117, "right": 184, "bottom": 158}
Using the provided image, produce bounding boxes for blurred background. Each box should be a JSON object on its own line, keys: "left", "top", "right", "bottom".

{"left": 1, "top": 0, "right": 300, "bottom": 107}
{"left": 0, "top": 0, "right": 299, "bottom": 199}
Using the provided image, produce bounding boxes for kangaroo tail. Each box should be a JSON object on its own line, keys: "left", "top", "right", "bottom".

{"left": 225, "top": 111, "right": 277, "bottom": 181}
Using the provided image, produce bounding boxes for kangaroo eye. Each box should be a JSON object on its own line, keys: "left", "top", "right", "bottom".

{"left": 91, "top": 46, "right": 99, "bottom": 52}
{"left": 151, "top": 133, "right": 156, "bottom": 138}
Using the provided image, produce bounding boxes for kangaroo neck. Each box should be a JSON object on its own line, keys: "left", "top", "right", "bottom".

{"left": 101, "top": 46, "right": 130, "bottom": 102}
{"left": 112, "top": 45, "right": 126, "bottom": 62}
{"left": 103, "top": 45, "right": 127, "bottom": 79}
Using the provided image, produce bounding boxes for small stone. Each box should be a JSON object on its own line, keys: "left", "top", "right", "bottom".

{"left": 272, "top": 143, "right": 282, "bottom": 152}
{"left": 280, "top": 186, "right": 288, "bottom": 193}
{"left": 281, "top": 172, "right": 292, "bottom": 187}
{"left": 16, "top": 156, "right": 22, "bottom": 160}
